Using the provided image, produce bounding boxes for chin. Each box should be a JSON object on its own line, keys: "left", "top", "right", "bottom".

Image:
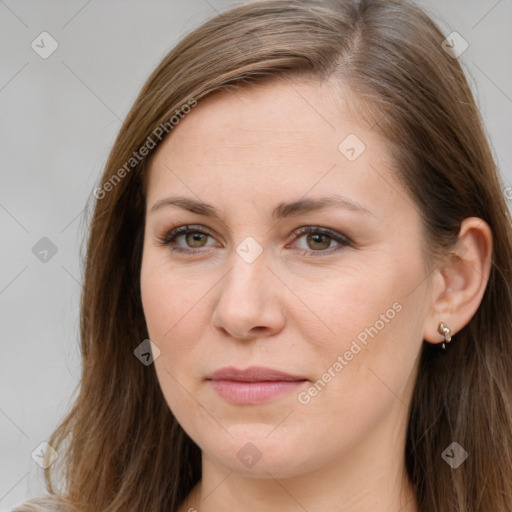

{"left": 197, "top": 427, "right": 321, "bottom": 479}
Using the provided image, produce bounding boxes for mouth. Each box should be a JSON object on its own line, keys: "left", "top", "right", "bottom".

{"left": 206, "top": 366, "right": 309, "bottom": 405}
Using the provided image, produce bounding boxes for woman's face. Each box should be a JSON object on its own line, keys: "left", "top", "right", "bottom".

{"left": 140, "top": 77, "right": 433, "bottom": 479}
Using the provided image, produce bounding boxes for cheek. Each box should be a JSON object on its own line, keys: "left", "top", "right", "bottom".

{"left": 294, "top": 258, "right": 401, "bottom": 353}
{"left": 141, "top": 262, "right": 209, "bottom": 437}
{"left": 140, "top": 254, "right": 216, "bottom": 382}
{"left": 297, "top": 254, "right": 424, "bottom": 410}
{"left": 140, "top": 254, "right": 203, "bottom": 344}
{"left": 292, "top": 302, "right": 422, "bottom": 466}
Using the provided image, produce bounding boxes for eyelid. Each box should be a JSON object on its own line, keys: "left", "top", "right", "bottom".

{"left": 156, "top": 224, "right": 217, "bottom": 248}
{"left": 289, "top": 226, "right": 352, "bottom": 247}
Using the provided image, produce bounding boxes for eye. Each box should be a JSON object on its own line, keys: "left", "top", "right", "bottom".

{"left": 156, "top": 225, "right": 216, "bottom": 254}
{"left": 290, "top": 226, "right": 351, "bottom": 255}
{"left": 156, "top": 225, "right": 351, "bottom": 256}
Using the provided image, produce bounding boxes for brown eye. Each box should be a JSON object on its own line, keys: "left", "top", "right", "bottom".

{"left": 292, "top": 226, "right": 351, "bottom": 255}
{"left": 305, "top": 232, "right": 333, "bottom": 251}
{"left": 157, "top": 225, "right": 215, "bottom": 254}
{"left": 158, "top": 225, "right": 351, "bottom": 257}
{"left": 185, "top": 232, "right": 208, "bottom": 248}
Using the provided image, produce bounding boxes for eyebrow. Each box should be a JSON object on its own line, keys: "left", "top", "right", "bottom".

{"left": 149, "top": 194, "right": 375, "bottom": 219}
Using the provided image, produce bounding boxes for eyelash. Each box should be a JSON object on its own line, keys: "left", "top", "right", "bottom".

{"left": 156, "top": 224, "right": 352, "bottom": 257}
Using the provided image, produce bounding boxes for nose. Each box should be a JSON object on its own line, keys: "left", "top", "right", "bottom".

{"left": 211, "top": 246, "right": 286, "bottom": 341}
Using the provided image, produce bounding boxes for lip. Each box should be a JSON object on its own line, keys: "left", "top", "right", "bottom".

{"left": 208, "top": 366, "right": 306, "bottom": 382}
{"left": 207, "top": 366, "right": 308, "bottom": 404}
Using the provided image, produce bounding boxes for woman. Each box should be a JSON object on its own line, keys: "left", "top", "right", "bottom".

{"left": 14, "top": 0, "right": 512, "bottom": 511}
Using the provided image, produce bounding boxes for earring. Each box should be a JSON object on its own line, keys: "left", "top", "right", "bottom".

{"left": 438, "top": 321, "right": 452, "bottom": 350}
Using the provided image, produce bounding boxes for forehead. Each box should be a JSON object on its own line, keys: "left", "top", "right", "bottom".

{"left": 145, "top": 77, "right": 406, "bottom": 221}
{"left": 164, "top": 77, "right": 367, "bottom": 155}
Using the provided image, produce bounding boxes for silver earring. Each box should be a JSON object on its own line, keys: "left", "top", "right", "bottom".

{"left": 438, "top": 321, "right": 452, "bottom": 350}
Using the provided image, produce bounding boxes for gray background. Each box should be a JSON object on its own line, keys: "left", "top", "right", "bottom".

{"left": 1, "top": 0, "right": 511, "bottom": 509}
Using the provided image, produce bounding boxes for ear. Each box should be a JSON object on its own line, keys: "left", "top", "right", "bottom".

{"left": 423, "top": 217, "right": 493, "bottom": 346}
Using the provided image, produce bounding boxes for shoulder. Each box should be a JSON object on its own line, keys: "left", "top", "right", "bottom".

{"left": 6, "top": 496, "right": 67, "bottom": 512}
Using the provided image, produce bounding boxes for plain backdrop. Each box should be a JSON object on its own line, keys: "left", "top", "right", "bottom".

{"left": 1, "top": 0, "right": 511, "bottom": 509}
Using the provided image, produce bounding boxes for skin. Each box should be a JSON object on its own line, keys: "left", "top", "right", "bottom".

{"left": 140, "top": 76, "right": 492, "bottom": 512}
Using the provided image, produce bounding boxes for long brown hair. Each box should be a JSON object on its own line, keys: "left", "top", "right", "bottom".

{"left": 15, "top": 1, "right": 512, "bottom": 510}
